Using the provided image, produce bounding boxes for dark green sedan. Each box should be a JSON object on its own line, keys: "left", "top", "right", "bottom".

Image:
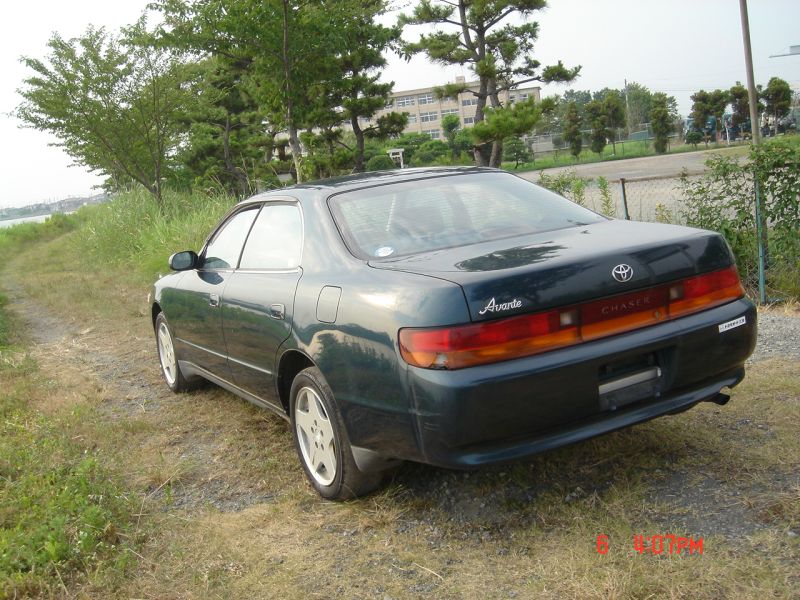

{"left": 151, "top": 167, "right": 756, "bottom": 499}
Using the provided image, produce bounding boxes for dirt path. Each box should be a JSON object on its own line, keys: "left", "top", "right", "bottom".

{"left": 3, "top": 271, "right": 283, "bottom": 513}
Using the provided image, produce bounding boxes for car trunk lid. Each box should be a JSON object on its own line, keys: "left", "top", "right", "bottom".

{"left": 369, "top": 220, "right": 733, "bottom": 323}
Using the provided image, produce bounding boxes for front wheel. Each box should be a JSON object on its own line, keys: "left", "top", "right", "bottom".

{"left": 155, "top": 312, "right": 191, "bottom": 393}
{"left": 290, "top": 367, "right": 383, "bottom": 500}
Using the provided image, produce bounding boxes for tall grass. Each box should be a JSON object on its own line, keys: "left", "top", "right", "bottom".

{"left": 77, "top": 188, "right": 235, "bottom": 280}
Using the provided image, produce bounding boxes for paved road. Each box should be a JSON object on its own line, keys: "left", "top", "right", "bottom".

{"left": 517, "top": 146, "right": 744, "bottom": 182}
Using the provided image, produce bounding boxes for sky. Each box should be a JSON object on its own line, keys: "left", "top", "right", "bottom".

{"left": 1, "top": 0, "right": 798, "bottom": 210}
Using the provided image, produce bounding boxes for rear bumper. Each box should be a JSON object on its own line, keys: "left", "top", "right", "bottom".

{"left": 403, "top": 298, "right": 756, "bottom": 469}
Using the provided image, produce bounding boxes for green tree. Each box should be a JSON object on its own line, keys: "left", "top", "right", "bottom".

{"left": 154, "top": 0, "right": 351, "bottom": 182}
{"left": 729, "top": 81, "right": 750, "bottom": 130}
{"left": 471, "top": 97, "right": 555, "bottom": 158}
{"left": 690, "top": 90, "right": 727, "bottom": 145}
{"left": 411, "top": 139, "right": 449, "bottom": 166}
{"left": 601, "top": 90, "right": 626, "bottom": 154}
{"left": 761, "top": 76, "right": 792, "bottom": 135}
{"left": 625, "top": 81, "right": 653, "bottom": 131}
{"left": 399, "top": 0, "right": 579, "bottom": 167}
{"left": 327, "top": 1, "right": 406, "bottom": 172}
{"left": 692, "top": 89, "right": 729, "bottom": 143}
{"left": 174, "top": 58, "right": 274, "bottom": 196}
{"left": 562, "top": 101, "right": 583, "bottom": 159}
{"left": 502, "top": 136, "right": 531, "bottom": 168}
{"left": 442, "top": 114, "right": 462, "bottom": 160}
{"left": 585, "top": 100, "right": 609, "bottom": 155}
{"left": 15, "top": 25, "right": 190, "bottom": 207}
{"left": 650, "top": 92, "right": 674, "bottom": 153}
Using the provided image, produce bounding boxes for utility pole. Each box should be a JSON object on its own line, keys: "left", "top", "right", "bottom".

{"left": 739, "top": 0, "right": 767, "bottom": 304}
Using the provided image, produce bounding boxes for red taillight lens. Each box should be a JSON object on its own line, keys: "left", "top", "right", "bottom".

{"left": 399, "top": 309, "right": 579, "bottom": 369}
{"left": 668, "top": 266, "right": 745, "bottom": 318}
{"left": 399, "top": 266, "right": 745, "bottom": 370}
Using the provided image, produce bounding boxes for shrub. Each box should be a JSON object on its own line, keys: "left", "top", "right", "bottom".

{"left": 680, "top": 139, "right": 800, "bottom": 299}
{"left": 538, "top": 170, "right": 591, "bottom": 207}
{"left": 598, "top": 176, "right": 615, "bottom": 217}
{"left": 365, "top": 154, "right": 396, "bottom": 171}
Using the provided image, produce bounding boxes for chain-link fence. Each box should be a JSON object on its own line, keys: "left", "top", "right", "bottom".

{"left": 535, "top": 170, "right": 699, "bottom": 224}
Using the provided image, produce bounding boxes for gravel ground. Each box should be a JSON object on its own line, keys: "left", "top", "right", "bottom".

{"left": 751, "top": 309, "right": 800, "bottom": 362}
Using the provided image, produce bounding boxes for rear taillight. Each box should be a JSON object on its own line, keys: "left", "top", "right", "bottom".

{"left": 667, "top": 266, "right": 745, "bottom": 318}
{"left": 399, "top": 266, "right": 745, "bottom": 369}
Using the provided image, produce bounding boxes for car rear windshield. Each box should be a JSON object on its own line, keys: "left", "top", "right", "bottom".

{"left": 329, "top": 172, "right": 606, "bottom": 259}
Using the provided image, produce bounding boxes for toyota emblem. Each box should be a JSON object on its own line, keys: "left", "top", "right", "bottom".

{"left": 612, "top": 264, "right": 633, "bottom": 282}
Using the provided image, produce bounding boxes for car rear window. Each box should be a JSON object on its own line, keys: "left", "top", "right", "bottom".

{"left": 329, "top": 172, "right": 606, "bottom": 259}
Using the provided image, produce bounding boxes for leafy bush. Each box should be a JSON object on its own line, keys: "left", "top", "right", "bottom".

{"left": 411, "top": 140, "right": 450, "bottom": 166}
{"left": 685, "top": 131, "right": 703, "bottom": 148}
{"left": 680, "top": 139, "right": 800, "bottom": 299}
{"left": 365, "top": 154, "right": 396, "bottom": 171}
{"left": 538, "top": 169, "right": 590, "bottom": 206}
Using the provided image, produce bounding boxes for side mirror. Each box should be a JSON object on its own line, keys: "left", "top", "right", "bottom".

{"left": 169, "top": 250, "right": 199, "bottom": 271}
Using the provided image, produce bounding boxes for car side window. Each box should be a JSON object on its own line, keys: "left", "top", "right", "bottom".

{"left": 239, "top": 203, "right": 303, "bottom": 270}
{"left": 203, "top": 207, "right": 258, "bottom": 270}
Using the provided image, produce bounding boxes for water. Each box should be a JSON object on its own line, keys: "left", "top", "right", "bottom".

{"left": 0, "top": 214, "right": 52, "bottom": 228}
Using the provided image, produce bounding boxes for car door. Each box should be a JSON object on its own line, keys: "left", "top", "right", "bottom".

{"left": 170, "top": 206, "right": 259, "bottom": 378}
{"left": 222, "top": 201, "right": 304, "bottom": 405}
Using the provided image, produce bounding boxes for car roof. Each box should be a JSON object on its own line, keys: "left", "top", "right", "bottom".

{"left": 239, "top": 166, "right": 502, "bottom": 205}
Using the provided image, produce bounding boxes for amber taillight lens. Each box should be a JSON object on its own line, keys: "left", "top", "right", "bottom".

{"left": 399, "top": 266, "right": 746, "bottom": 369}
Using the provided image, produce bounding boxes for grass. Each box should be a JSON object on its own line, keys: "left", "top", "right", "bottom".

{"left": 0, "top": 293, "right": 136, "bottom": 598}
{"left": 0, "top": 187, "right": 798, "bottom": 598}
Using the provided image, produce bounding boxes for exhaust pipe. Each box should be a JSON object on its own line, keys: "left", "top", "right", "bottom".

{"left": 708, "top": 392, "right": 730, "bottom": 406}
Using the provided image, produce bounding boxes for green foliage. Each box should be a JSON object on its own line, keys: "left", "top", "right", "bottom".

{"left": 680, "top": 139, "right": 800, "bottom": 299}
{"left": 650, "top": 93, "right": 674, "bottom": 154}
{"left": 502, "top": 137, "right": 532, "bottom": 168}
{"left": 654, "top": 203, "right": 673, "bottom": 224}
{"left": 365, "top": 154, "right": 395, "bottom": 171}
{"left": 411, "top": 140, "right": 450, "bottom": 166}
{"left": 598, "top": 176, "right": 615, "bottom": 217}
{"left": 761, "top": 77, "right": 793, "bottom": 135}
{"left": 384, "top": 133, "right": 432, "bottom": 165}
{"left": 690, "top": 89, "right": 728, "bottom": 142}
{"left": 585, "top": 100, "right": 608, "bottom": 155}
{"left": 538, "top": 170, "right": 590, "bottom": 206}
{"left": 77, "top": 188, "right": 234, "bottom": 280}
{"left": 16, "top": 24, "right": 192, "bottom": 206}
{"left": 562, "top": 102, "right": 583, "bottom": 158}
{"left": 471, "top": 97, "right": 546, "bottom": 153}
{"left": 0, "top": 214, "right": 80, "bottom": 257}
{"left": 728, "top": 81, "right": 762, "bottom": 130}
{"left": 441, "top": 114, "right": 463, "bottom": 159}
{"left": 685, "top": 131, "right": 703, "bottom": 148}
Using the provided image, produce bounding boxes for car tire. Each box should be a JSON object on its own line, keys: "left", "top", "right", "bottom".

{"left": 155, "top": 312, "right": 191, "bottom": 393}
{"left": 290, "top": 367, "right": 384, "bottom": 500}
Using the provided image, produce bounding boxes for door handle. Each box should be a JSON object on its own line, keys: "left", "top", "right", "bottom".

{"left": 269, "top": 303, "right": 285, "bottom": 320}
{"left": 209, "top": 293, "right": 220, "bottom": 307}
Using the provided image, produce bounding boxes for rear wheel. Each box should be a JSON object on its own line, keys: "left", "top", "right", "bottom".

{"left": 290, "top": 367, "right": 383, "bottom": 500}
{"left": 155, "top": 312, "right": 191, "bottom": 393}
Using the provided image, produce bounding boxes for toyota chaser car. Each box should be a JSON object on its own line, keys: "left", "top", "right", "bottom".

{"left": 151, "top": 167, "right": 757, "bottom": 499}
